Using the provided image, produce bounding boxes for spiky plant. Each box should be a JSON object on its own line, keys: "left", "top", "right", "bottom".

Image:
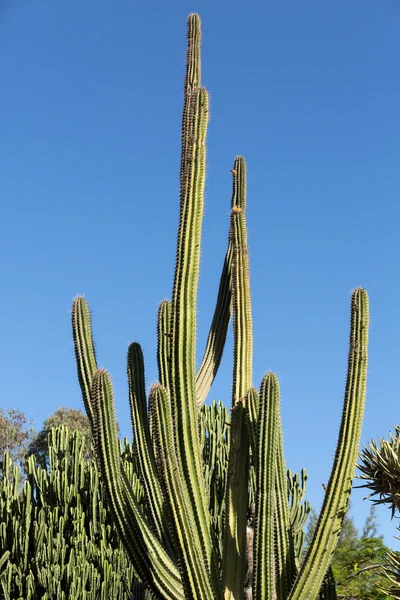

{"left": 358, "top": 426, "right": 400, "bottom": 516}
{"left": 358, "top": 428, "right": 400, "bottom": 597}
{"left": 71, "top": 14, "right": 370, "bottom": 600}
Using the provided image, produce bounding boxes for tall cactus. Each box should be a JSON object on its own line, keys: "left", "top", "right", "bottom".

{"left": 71, "top": 14, "right": 370, "bottom": 600}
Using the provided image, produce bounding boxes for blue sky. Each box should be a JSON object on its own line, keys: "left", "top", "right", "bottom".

{"left": 1, "top": 0, "right": 399, "bottom": 546}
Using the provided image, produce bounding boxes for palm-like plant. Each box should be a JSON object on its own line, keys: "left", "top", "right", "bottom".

{"left": 358, "top": 427, "right": 400, "bottom": 597}
{"left": 358, "top": 426, "right": 400, "bottom": 516}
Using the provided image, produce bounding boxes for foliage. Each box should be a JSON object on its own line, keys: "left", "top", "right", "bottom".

{"left": 358, "top": 427, "right": 400, "bottom": 597}
{"left": 307, "top": 505, "right": 391, "bottom": 599}
{"left": 70, "top": 13, "right": 370, "bottom": 600}
{"left": 0, "top": 409, "right": 35, "bottom": 469}
{"left": 362, "top": 506, "right": 382, "bottom": 540}
{"left": 333, "top": 535, "right": 388, "bottom": 600}
{"left": 358, "top": 426, "right": 400, "bottom": 516}
{"left": 26, "top": 406, "right": 94, "bottom": 465}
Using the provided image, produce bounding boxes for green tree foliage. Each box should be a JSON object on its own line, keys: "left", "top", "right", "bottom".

{"left": 26, "top": 406, "right": 94, "bottom": 465}
{"left": 0, "top": 409, "right": 35, "bottom": 468}
{"left": 362, "top": 506, "right": 382, "bottom": 540}
{"left": 307, "top": 505, "right": 390, "bottom": 599}
{"left": 26, "top": 406, "right": 121, "bottom": 467}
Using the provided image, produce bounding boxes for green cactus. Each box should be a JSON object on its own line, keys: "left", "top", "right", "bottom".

{"left": 71, "top": 13, "right": 370, "bottom": 600}
{"left": 0, "top": 427, "right": 137, "bottom": 600}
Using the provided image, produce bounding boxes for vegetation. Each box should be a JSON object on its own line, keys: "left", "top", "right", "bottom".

{"left": 69, "top": 13, "right": 370, "bottom": 600}
{"left": 358, "top": 427, "right": 400, "bottom": 597}
{"left": 4, "top": 11, "right": 395, "bottom": 600}
{"left": 0, "top": 409, "right": 35, "bottom": 470}
{"left": 27, "top": 406, "right": 94, "bottom": 465}
{"left": 307, "top": 506, "right": 391, "bottom": 599}
{"left": 0, "top": 427, "right": 137, "bottom": 600}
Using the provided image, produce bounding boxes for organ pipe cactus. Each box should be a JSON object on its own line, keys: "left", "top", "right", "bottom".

{"left": 71, "top": 13, "right": 370, "bottom": 600}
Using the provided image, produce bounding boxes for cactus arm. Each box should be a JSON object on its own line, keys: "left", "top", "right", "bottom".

{"left": 246, "top": 387, "right": 259, "bottom": 462}
{"left": 169, "top": 14, "right": 217, "bottom": 591}
{"left": 222, "top": 157, "right": 252, "bottom": 600}
{"left": 222, "top": 403, "right": 250, "bottom": 600}
{"left": 127, "top": 343, "right": 174, "bottom": 552}
{"left": 196, "top": 246, "right": 232, "bottom": 405}
{"left": 253, "top": 373, "right": 279, "bottom": 600}
{"left": 157, "top": 301, "right": 172, "bottom": 391}
{"left": 230, "top": 157, "right": 252, "bottom": 395}
{"left": 275, "top": 403, "right": 297, "bottom": 598}
{"left": 287, "top": 469, "right": 311, "bottom": 567}
{"left": 92, "top": 369, "right": 184, "bottom": 600}
{"left": 288, "top": 288, "right": 369, "bottom": 600}
{"left": 0, "top": 551, "right": 9, "bottom": 573}
{"left": 71, "top": 296, "right": 98, "bottom": 431}
{"left": 150, "top": 383, "right": 217, "bottom": 600}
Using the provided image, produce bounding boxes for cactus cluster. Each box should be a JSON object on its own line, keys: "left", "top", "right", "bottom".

{"left": 67, "top": 13, "right": 370, "bottom": 600}
{"left": 0, "top": 427, "right": 137, "bottom": 600}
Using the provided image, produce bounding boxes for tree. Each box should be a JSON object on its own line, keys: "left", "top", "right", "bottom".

{"left": 307, "top": 503, "right": 390, "bottom": 599}
{"left": 26, "top": 406, "right": 121, "bottom": 466}
{"left": 0, "top": 409, "right": 35, "bottom": 468}
{"left": 26, "top": 406, "right": 94, "bottom": 465}
{"left": 332, "top": 535, "right": 388, "bottom": 600}
{"left": 306, "top": 504, "right": 358, "bottom": 550}
{"left": 362, "top": 505, "right": 382, "bottom": 540}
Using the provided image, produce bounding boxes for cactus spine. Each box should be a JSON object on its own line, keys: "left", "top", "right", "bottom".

{"left": 71, "top": 14, "right": 370, "bottom": 600}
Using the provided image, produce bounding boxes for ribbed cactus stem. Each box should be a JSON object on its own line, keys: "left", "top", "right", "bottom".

{"left": 196, "top": 246, "right": 232, "bottom": 406}
{"left": 223, "top": 157, "right": 252, "bottom": 600}
{"left": 289, "top": 288, "right": 369, "bottom": 600}
{"left": 150, "top": 383, "right": 216, "bottom": 600}
{"left": 92, "top": 369, "right": 184, "bottom": 600}
{"left": 253, "top": 372, "right": 280, "bottom": 600}
{"left": 127, "top": 343, "right": 173, "bottom": 551}
{"left": 157, "top": 300, "right": 172, "bottom": 391}
{"left": 169, "top": 14, "right": 217, "bottom": 592}
{"left": 274, "top": 395, "right": 296, "bottom": 598}
{"left": 71, "top": 296, "right": 98, "bottom": 431}
{"left": 230, "top": 156, "right": 252, "bottom": 400}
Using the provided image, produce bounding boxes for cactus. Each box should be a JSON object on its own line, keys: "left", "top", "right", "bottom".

{"left": 71, "top": 13, "right": 370, "bottom": 600}
{"left": 0, "top": 427, "right": 137, "bottom": 600}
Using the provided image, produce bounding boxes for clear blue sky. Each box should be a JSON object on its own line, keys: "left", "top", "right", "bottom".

{"left": 1, "top": 0, "right": 399, "bottom": 546}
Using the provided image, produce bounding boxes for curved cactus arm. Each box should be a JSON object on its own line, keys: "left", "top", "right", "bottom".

{"left": 196, "top": 246, "right": 232, "bottom": 406}
{"left": 150, "top": 383, "right": 216, "bottom": 600}
{"left": 72, "top": 296, "right": 98, "bottom": 432}
{"left": 288, "top": 288, "right": 369, "bottom": 600}
{"left": 0, "top": 551, "right": 9, "bottom": 573}
{"left": 91, "top": 369, "right": 184, "bottom": 600}
{"left": 287, "top": 469, "right": 311, "bottom": 566}
{"left": 169, "top": 14, "right": 218, "bottom": 593}
{"left": 253, "top": 373, "right": 279, "bottom": 600}
{"left": 275, "top": 398, "right": 297, "bottom": 598}
{"left": 127, "top": 343, "right": 174, "bottom": 552}
{"left": 157, "top": 301, "right": 172, "bottom": 392}
{"left": 222, "top": 157, "right": 252, "bottom": 600}
{"left": 246, "top": 387, "right": 259, "bottom": 462}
